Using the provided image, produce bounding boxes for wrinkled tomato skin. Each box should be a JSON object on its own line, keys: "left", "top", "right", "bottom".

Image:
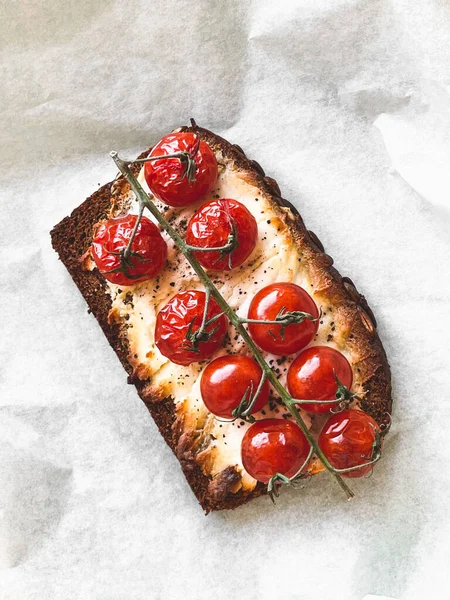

{"left": 241, "top": 419, "right": 310, "bottom": 483}
{"left": 92, "top": 215, "right": 167, "bottom": 286}
{"left": 200, "top": 355, "right": 269, "bottom": 418}
{"left": 287, "top": 346, "right": 353, "bottom": 414}
{"left": 318, "top": 409, "right": 381, "bottom": 478}
{"left": 247, "top": 283, "right": 319, "bottom": 355}
{"left": 155, "top": 290, "right": 227, "bottom": 366}
{"left": 144, "top": 132, "right": 218, "bottom": 207}
{"left": 185, "top": 198, "right": 258, "bottom": 271}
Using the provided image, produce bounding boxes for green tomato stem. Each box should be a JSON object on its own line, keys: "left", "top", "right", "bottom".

{"left": 110, "top": 151, "right": 355, "bottom": 501}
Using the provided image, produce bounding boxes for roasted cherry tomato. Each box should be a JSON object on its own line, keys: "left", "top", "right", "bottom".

{"left": 155, "top": 290, "right": 227, "bottom": 366}
{"left": 241, "top": 419, "right": 310, "bottom": 483}
{"left": 318, "top": 409, "right": 381, "bottom": 478}
{"left": 287, "top": 346, "right": 353, "bottom": 414}
{"left": 185, "top": 198, "right": 258, "bottom": 271}
{"left": 144, "top": 132, "right": 218, "bottom": 207}
{"left": 92, "top": 215, "right": 167, "bottom": 286}
{"left": 247, "top": 283, "right": 319, "bottom": 355}
{"left": 200, "top": 355, "right": 269, "bottom": 419}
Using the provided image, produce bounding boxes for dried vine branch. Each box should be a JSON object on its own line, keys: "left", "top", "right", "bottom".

{"left": 109, "top": 148, "right": 387, "bottom": 501}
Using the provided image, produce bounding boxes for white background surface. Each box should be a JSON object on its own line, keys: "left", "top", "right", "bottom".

{"left": 1, "top": 1, "right": 450, "bottom": 599}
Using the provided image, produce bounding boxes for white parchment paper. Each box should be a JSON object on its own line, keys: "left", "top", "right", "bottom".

{"left": 1, "top": 1, "right": 450, "bottom": 599}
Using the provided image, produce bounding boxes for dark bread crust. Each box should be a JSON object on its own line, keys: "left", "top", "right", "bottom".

{"left": 51, "top": 124, "right": 392, "bottom": 512}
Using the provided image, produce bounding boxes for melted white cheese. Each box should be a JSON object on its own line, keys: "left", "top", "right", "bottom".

{"left": 105, "top": 155, "right": 354, "bottom": 492}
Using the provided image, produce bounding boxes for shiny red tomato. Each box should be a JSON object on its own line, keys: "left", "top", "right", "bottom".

{"left": 144, "top": 132, "right": 218, "bottom": 207}
{"left": 318, "top": 409, "right": 381, "bottom": 478}
{"left": 287, "top": 346, "right": 353, "bottom": 414}
{"left": 92, "top": 215, "right": 167, "bottom": 286}
{"left": 247, "top": 283, "right": 319, "bottom": 355}
{"left": 155, "top": 290, "right": 227, "bottom": 366}
{"left": 185, "top": 198, "right": 258, "bottom": 271}
{"left": 241, "top": 419, "right": 310, "bottom": 484}
{"left": 200, "top": 355, "right": 269, "bottom": 419}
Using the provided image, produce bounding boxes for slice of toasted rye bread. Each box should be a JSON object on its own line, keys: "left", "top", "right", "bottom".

{"left": 51, "top": 124, "right": 392, "bottom": 513}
